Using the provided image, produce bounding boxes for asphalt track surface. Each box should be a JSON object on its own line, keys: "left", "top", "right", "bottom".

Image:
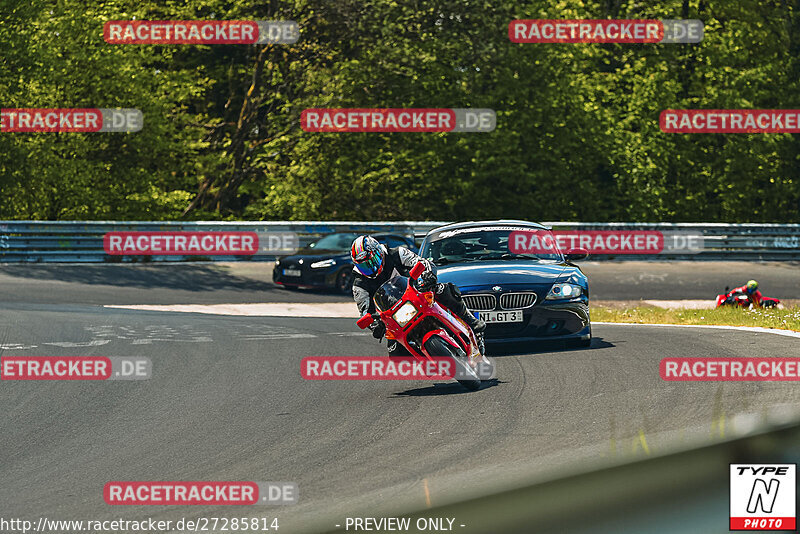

{"left": 0, "top": 260, "right": 797, "bottom": 304}
{"left": 0, "top": 262, "right": 798, "bottom": 533}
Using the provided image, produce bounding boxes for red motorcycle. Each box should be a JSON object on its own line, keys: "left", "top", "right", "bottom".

{"left": 356, "top": 262, "right": 494, "bottom": 391}
{"left": 715, "top": 287, "right": 781, "bottom": 309}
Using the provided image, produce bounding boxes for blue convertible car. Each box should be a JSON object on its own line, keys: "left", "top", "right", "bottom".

{"left": 419, "top": 220, "right": 591, "bottom": 347}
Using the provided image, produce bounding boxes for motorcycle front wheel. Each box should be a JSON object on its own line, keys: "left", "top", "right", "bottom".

{"left": 424, "top": 335, "right": 481, "bottom": 391}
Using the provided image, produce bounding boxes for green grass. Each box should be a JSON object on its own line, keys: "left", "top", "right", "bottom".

{"left": 591, "top": 305, "right": 800, "bottom": 332}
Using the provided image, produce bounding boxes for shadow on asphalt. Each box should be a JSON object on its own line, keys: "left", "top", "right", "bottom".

{"left": 0, "top": 263, "right": 276, "bottom": 292}
{"left": 486, "top": 337, "right": 615, "bottom": 357}
{"left": 392, "top": 379, "right": 502, "bottom": 397}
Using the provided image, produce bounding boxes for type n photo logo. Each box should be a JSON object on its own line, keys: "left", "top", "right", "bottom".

{"left": 730, "top": 464, "right": 796, "bottom": 530}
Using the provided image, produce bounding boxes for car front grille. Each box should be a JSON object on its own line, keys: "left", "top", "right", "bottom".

{"left": 463, "top": 294, "right": 496, "bottom": 312}
{"left": 499, "top": 292, "right": 537, "bottom": 310}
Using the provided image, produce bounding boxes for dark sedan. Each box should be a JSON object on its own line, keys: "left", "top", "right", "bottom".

{"left": 273, "top": 232, "right": 417, "bottom": 294}
{"left": 419, "top": 220, "right": 591, "bottom": 347}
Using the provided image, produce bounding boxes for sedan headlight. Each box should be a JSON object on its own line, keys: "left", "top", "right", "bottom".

{"left": 392, "top": 302, "right": 418, "bottom": 327}
{"left": 546, "top": 283, "right": 583, "bottom": 300}
{"left": 310, "top": 259, "right": 337, "bottom": 269}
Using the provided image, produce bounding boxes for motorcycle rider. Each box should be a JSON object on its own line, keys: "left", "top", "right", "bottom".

{"left": 350, "top": 235, "right": 485, "bottom": 355}
{"left": 725, "top": 279, "right": 763, "bottom": 307}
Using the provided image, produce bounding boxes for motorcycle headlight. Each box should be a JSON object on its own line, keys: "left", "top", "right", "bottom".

{"left": 310, "top": 259, "right": 336, "bottom": 269}
{"left": 392, "top": 302, "right": 418, "bottom": 327}
{"left": 546, "top": 283, "right": 583, "bottom": 300}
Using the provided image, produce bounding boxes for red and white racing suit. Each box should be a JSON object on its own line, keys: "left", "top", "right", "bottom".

{"left": 725, "top": 285, "right": 763, "bottom": 307}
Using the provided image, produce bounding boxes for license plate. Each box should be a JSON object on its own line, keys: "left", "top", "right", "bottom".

{"left": 478, "top": 310, "right": 523, "bottom": 323}
{"left": 283, "top": 268, "right": 301, "bottom": 277}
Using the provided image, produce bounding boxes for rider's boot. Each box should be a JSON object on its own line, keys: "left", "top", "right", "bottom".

{"left": 459, "top": 309, "right": 486, "bottom": 356}
{"left": 387, "top": 340, "right": 410, "bottom": 356}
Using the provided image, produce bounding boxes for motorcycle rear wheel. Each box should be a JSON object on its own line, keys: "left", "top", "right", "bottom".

{"left": 424, "top": 335, "right": 481, "bottom": 391}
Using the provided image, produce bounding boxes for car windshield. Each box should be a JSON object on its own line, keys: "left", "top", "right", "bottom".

{"left": 309, "top": 233, "right": 358, "bottom": 251}
{"left": 421, "top": 229, "right": 563, "bottom": 265}
{"left": 373, "top": 276, "right": 409, "bottom": 312}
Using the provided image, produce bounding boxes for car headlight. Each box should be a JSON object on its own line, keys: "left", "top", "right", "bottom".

{"left": 546, "top": 283, "right": 583, "bottom": 300}
{"left": 310, "top": 259, "right": 336, "bottom": 269}
{"left": 392, "top": 302, "right": 418, "bottom": 327}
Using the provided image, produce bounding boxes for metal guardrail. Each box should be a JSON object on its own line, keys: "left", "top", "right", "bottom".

{"left": 0, "top": 221, "right": 798, "bottom": 262}
{"left": 0, "top": 221, "right": 426, "bottom": 263}
{"left": 543, "top": 222, "right": 800, "bottom": 260}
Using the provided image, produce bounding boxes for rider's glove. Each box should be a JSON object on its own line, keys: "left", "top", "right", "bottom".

{"left": 371, "top": 319, "right": 386, "bottom": 340}
{"left": 418, "top": 270, "right": 437, "bottom": 292}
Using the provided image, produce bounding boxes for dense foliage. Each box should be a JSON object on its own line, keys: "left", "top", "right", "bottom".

{"left": 1, "top": 0, "right": 798, "bottom": 222}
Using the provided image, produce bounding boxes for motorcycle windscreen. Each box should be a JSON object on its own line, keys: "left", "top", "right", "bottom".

{"left": 374, "top": 276, "right": 409, "bottom": 312}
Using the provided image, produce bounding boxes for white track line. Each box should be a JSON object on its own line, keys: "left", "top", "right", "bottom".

{"left": 104, "top": 302, "right": 358, "bottom": 318}
{"left": 594, "top": 321, "right": 800, "bottom": 339}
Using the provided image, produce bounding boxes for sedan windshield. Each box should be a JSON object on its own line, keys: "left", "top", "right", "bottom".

{"left": 310, "top": 233, "right": 358, "bottom": 251}
{"left": 422, "top": 229, "right": 563, "bottom": 265}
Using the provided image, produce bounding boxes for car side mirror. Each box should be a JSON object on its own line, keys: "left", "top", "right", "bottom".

{"left": 356, "top": 314, "right": 374, "bottom": 329}
{"left": 565, "top": 248, "right": 589, "bottom": 261}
